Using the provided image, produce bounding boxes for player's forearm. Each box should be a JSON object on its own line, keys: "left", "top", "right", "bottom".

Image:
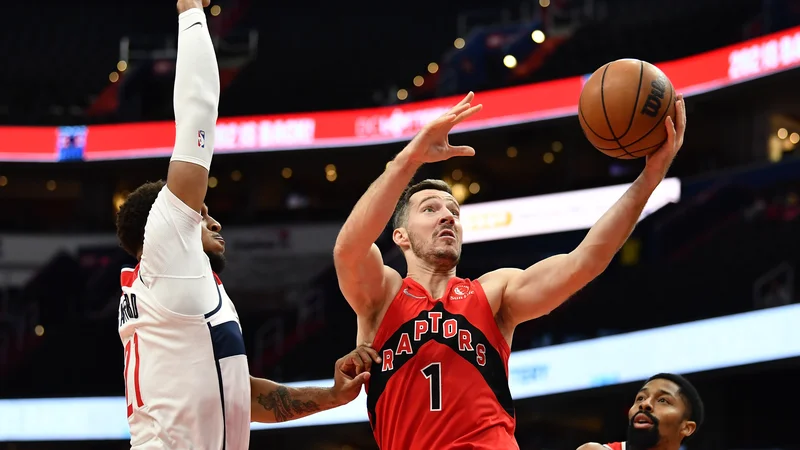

{"left": 333, "top": 152, "right": 421, "bottom": 262}
{"left": 250, "top": 377, "right": 340, "bottom": 423}
{"left": 573, "top": 172, "right": 660, "bottom": 270}
{"left": 172, "top": 8, "right": 219, "bottom": 170}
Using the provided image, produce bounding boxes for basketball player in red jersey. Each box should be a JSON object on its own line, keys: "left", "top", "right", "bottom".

{"left": 332, "top": 91, "right": 687, "bottom": 449}
{"left": 578, "top": 373, "right": 704, "bottom": 450}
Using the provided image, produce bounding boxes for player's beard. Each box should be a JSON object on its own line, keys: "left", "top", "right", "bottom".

{"left": 408, "top": 229, "right": 460, "bottom": 271}
{"left": 626, "top": 411, "right": 661, "bottom": 450}
{"left": 206, "top": 251, "right": 227, "bottom": 274}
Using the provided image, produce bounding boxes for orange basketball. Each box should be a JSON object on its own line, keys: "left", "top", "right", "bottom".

{"left": 578, "top": 58, "right": 675, "bottom": 159}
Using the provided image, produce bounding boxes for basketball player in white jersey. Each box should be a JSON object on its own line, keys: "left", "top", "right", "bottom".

{"left": 577, "top": 373, "right": 704, "bottom": 450}
{"left": 114, "top": 1, "right": 380, "bottom": 448}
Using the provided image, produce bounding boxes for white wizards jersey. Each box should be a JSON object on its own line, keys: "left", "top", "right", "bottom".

{"left": 118, "top": 186, "right": 250, "bottom": 450}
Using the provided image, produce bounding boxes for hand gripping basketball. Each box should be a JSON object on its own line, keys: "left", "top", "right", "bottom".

{"left": 643, "top": 94, "right": 686, "bottom": 180}
{"left": 400, "top": 92, "right": 483, "bottom": 165}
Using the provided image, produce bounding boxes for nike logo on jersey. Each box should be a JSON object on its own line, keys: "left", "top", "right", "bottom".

{"left": 182, "top": 21, "right": 202, "bottom": 32}
{"left": 403, "top": 287, "right": 427, "bottom": 299}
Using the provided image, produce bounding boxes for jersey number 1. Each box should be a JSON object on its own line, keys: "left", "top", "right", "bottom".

{"left": 124, "top": 331, "right": 144, "bottom": 417}
{"left": 421, "top": 362, "right": 442, "bottom": 411}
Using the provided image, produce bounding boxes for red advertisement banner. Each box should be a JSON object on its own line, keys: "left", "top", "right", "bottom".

{"left": 2, "top": 25, "right": 799, "bottom": 162}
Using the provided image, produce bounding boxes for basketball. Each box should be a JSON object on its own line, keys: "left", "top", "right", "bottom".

{"left": 578, "top": 58, "right": 676, "bottom": 159}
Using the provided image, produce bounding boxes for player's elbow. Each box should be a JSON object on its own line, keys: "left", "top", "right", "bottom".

{"left": 333, "top": 240, "right": 373, "bottom": 269}
{"left": 570, "top": 246, "right": 610, "bottom": 280}
{"left": 332, "top": 244, "right": 357, "bottom": 273}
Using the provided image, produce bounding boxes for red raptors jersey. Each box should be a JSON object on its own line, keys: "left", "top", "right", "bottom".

{"left": 366, "top": 277, "right": 518, "bottom": 450}
{"left": 604, "top": 442, "right": 625, "bottom": 450}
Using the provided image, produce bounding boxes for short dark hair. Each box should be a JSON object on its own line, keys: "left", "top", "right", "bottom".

{"left": 116, "top": 180, "right": 166, "bottom": 258}
{"left": 645, "top": 373, "right": 704, "bottom": 432}
{"left": 392, "top": 179, "right": 453, "bottom": 230}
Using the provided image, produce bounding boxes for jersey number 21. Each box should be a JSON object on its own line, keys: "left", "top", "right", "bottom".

{"left": 124, "top": 331, "right": 144, "bottom": 417}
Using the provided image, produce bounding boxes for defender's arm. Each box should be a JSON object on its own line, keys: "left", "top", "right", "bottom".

{"left": 250, "top": 345, "right": 379, "bottom": 423}
{"left": 250, "top": 377, "right": 340, "bottom": 423}
{"left": 167, "top": 2, "right": 220, "bottom": 213}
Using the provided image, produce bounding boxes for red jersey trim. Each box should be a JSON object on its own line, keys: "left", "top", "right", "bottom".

{"left": 470, "top": 279, "right": 511, "bottom": 357}
{"left": 120, "top": 264, "right": 140, "bottom": 288}
{"left": 119, "top": 264, "right": 222, "bottom": 287}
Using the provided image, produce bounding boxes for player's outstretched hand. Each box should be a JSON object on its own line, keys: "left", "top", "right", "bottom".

{"left": 400, "top": 92, "right": 483, "bottom": 165}
{"left": 644, "top": 93, "right": 686, "bottom": 181}
{"left": 330, "top": 343, "right": 381, "bottom": 405}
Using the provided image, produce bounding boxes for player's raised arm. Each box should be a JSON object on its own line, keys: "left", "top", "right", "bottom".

{"left": 250, "top": 344, "right": 380, "bottom": 423}
{"left": 492, "top": 95, "right": 686, "bottom": 327}
{"left": 333, "top": 93, "right": 482, "bottom": 316}
{"left": 167, "top": 0, "right": 219, "bottom": 213}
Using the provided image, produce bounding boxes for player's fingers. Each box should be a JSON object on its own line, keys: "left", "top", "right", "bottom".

{"left": 453, "top": 104, "right": 483, "bottom": 124}
{"left": 448, "top": 145, "right": 476, "bottom": 157}
{"left": 354, "top": 371, "right": 371, "bottom": 385}
{"left": 355, "top": 348, "right": 375, "bottom": 370}
{"left": 450, "top": 91, "right": 475, "bottom": 110}
{"left": 427, "top": 113, "right": 458, "bottom": 131}
{"left": 361, "top": 346, "right": 382, "bottom": 363}
{"left": 664, "top": 116, "right": 676, "bottom": 150}
{"left": 446, "top": 103, "right": 472, "bottom": 120}
{"left": 350, "top": 354, "right": 365, "bottom": 374}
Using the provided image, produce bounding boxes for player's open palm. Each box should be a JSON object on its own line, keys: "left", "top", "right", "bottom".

{"left": 402, "top": 92, "right": 483, "bottom": 165}
{"left": 644, "top": 94, "right": 686, "bottom": 180}
{"left": 330, "top": 344, "right": 381, "bottom": 404}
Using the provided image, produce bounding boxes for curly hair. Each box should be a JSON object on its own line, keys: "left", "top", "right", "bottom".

{"left": 392, "top": 179, "right": 453, "bottom": 230}
{"left": 116, "top": 180, "right": 166, "bottom": 258}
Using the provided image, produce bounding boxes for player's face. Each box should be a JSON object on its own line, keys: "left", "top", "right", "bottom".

{"left": 626, "top": 378, "right": 696, "bottom": 448}
{"left": 400, "top": 189, "right": 462, "bottom": 269}
{"left": 200, "top": 204, "right": 227, "bottom": 273}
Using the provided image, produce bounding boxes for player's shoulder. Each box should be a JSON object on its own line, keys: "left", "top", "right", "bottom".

{"left": 477, "top": 267, "right": 522, "bottom": 285}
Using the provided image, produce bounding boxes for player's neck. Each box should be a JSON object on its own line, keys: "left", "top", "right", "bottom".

{"left": 407, "top": 262, "right": 456, "bottom": 299}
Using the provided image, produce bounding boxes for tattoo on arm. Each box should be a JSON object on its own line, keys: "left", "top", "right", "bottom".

{"left": 256, "top": 386, "right": 321, "bottom": 422}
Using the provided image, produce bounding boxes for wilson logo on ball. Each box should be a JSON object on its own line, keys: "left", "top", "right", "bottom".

{"left": 641, "top": 75, "right": 668, "bottom": 118}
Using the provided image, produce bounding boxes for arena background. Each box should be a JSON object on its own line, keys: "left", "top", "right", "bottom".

{"left": 1, "top": 0, "right": 799, "bottom": 448}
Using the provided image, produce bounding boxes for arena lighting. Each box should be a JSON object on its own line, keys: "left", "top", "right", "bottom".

{"left": 1, "top": 302, "right": 798, "bottom": 441}
{"left": 459, "top": 177, "right": 681, "bottom": 244}
{"left": 2, "top": 25, "right": 800, "bottom": 162}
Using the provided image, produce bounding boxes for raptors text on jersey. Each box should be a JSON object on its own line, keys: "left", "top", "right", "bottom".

{"left": 366, "top": 277, "right": 518, "bottom": 450}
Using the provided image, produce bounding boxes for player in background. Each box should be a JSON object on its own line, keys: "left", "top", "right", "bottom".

{"left": 577, "top": 373, "right": 704, "bottom": 450}
{"left": 333, "top": 92, "right": 686, "bottom": 449}
{"left": 114, "top": 1, "right": 379, "bottom": 448}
